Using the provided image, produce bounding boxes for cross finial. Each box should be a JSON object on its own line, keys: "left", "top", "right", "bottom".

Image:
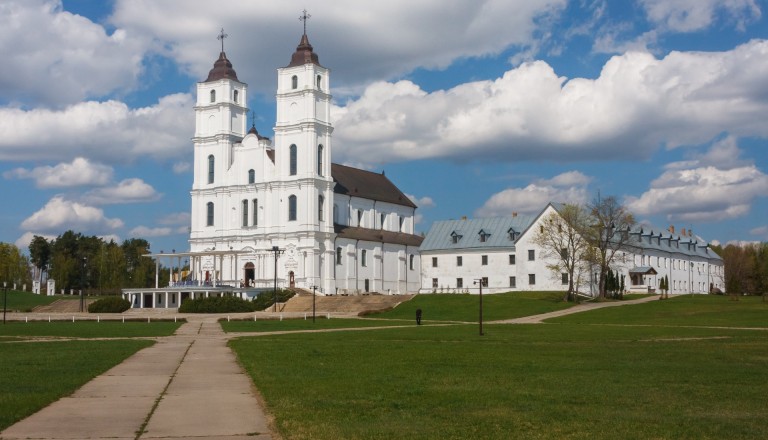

{"left": 250, "top": 110, "right": 256, "bottom": 129}
{"left": 299, "top": 9, "right": 311, "bottom": 35}
{"left": 217, "top": 28, "right": 228, "bottom": 53}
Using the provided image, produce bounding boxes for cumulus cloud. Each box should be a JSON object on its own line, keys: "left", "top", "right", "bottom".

{"left": 331, "top": 40, "right": 768, "bottom": 166}
{"left": 83, "top": 178, "right": 161, "bottom": 205}
{"left": 129, "top": 226, "right": 173, "bottom": 238}
{"left": 640, "top": 0, "right": 761, "bottom": 32}
{"left": 0, "top": 0, "right": 147, "bottom": 107}
{"left": 0, "top": 94, "right": 193, "bottom": 163}
{"left": 3, "top": 157, "right": 113, "bottom": 188}
{"left": 406, "top": 194, "right": 436, "bottom": 209}
{"left": 172, "top": 161, "right": 191, "bottom": 174}
{"left": 21, "top": 196, "right": 123, "bottom": 234}
{"left": 626, "top": 138, "right": 768, "bottom": 223}
{"left": 157, "top": 212, "right": 191, "bottom": 226}
{"left": 14, "top": 232, "right": 57, "bottom": 250}
{"left": 475, "top": 171, "right": 591, "bottom": 217}
{"left": 750, "top": 225, "right": 768, "bottom": 239}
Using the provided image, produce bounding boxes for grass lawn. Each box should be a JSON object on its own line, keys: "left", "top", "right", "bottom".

{"left": 548, "top": 294, "right": 768, "bottom": 327}
{"left": 230, "top": 303, "right": 768, "bottom": 439}
{"left": 1, "top": 291, "right": 66, "bottom": 312}
{"left": 0, "top": 339, "right": 153, "bottom": 431}
{"left": 368, "top": 291, "right": 572, "bottom": 322}
{"left": 0, "top": 321, "right": 182, "bottom": 338}
{"left": 221, "top": 317, "right": 430, "bottom": 333}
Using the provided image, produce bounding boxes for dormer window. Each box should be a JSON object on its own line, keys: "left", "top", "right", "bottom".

{"left": 450, "top": 231, "right": 462, "bottom": 244}
{"left": 478, "top": 229, "right": 491, "bottom": 243}
{"left": 507, "top": 228, "right": 517, "bottom": 241}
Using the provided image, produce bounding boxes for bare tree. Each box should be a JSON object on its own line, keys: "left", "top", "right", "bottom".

{"left": 584, "top": 195, "right": 636, "bottom": 298}
{"left": 532, "top": 204, "right": 592, "bottom": 302}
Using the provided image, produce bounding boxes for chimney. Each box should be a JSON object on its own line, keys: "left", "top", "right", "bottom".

{"left": 461, "top": 216, "right": 467, "bottom": 221}
{"left": 681, "top": 227, "right": 687, "bottom": 237}
{"left": 669, "top": 225, "right": 675, "bottom": 234}
{"left": 512, "top": 212, "right": 518, "bottom": 217}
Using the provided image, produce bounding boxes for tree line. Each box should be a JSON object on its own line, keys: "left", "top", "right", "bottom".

{"left": 710, "top": 242, "right": 768, "bottom": 296}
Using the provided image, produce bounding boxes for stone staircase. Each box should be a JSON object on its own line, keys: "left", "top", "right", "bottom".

{"left": 280, "top": 293, "right": 415, "bottom": 315}
{"left": 33, "top": 299, "right": 97, "bottom": 313}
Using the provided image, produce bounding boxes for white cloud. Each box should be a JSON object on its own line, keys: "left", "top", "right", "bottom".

{"left": 157, "top": 212, "right": 191, "bottom": 226}
{"left": 14, "top": 232, "right": 57, "bottom": 250}
{"left": 750, "top": 225, "right": 768, "bottom": 239}
{"left": 640, "top": 0, "right": 761, "bottom": 33}
{"left": 0, "top": 94, "right": 193, "bottom": 163}
{"left": 331, "top": 39, "right": 768, "bottom": 166}
{"left": 83, "top": 178, "right": 161, "bottom": 205}
{"left": 3, "top": 157, "right": 113, "bottom": 188}
{"left": 626, "top": 139, "right": 768, "bottom": 223}
{"left": 406, "top": 194, "right": 436, "bottom": 209}
{"left": 0, "top": 0, "right": 148, "bottom": 107}
{"left": 172, "top": 161, "right": 191, "bottom": 174}
{"left": 129, "top": 226, "right": 173, "bottom": 238}
{"left": 475, "top": 171, "right": 591, "bottom": 217}
{"left": 20, "top": 196, "right": 123, "bottom": 234}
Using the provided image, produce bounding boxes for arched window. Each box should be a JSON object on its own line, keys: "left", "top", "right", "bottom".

{"left": 288, "top": 195, "right": 297, "bottom": 221}
{"left": 291, "top": 75, "right": 298, "bottom": 89}
{"left": 318, "top": 195, "right": 324, "bottom": 221}
{"left": 336, "top": 247, "right": 342, "bottom": 265}
{"left": 409, "top": 254, "right": 414, "bottom": 270}
{"left": 206, "top": 202, "right": 214, "bottom": 226}
{"left": 242, "top": 199, "right": 248, "bottom": 227}
{"left": 361, "top": 250, "right": 367, "bottom": 267}
{"left": 248, "top": 169, "right": 255, "bottom": 184}
{"left": 210, "top": 90, "right": 216, "bottom": 103}
{"left": 233, "top": 90, "right": 239, "bottom": 103}
{"left": 317, "top": 144, "right": 324, "bottom": 175}
{"left": 289, "top": 144, "right": 297, "bottom": 175}
{"left": 252, "top": 199, "right": 258, "bottom": 226}
{"left": 207, "top": 155, "right": 215, "bottom": 184}
{"left": 316, "top": 75, "right": 322, "bottom": 89}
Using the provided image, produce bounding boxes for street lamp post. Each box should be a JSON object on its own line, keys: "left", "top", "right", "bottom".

{"left": 268, "top": 246, "right": 285, "bottom": 312}
{"left": 311, "top": 284, "right": 317, "bottom": 323}
{"left": 80, "top": 257, "right": 87, "bottom": 313}
{"left": 2, "top": 281, "right": 8, "bottom": 325}
{"left": 473, "top": 278, "right": 485, "bottom": 336}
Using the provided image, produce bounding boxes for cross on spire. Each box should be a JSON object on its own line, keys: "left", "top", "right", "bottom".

{"left": 299, "top": 9, "right": 311, "bottom": 35}
{"left": 250, "top": 110, "right": 256, "bottom": 129}
{"left": 217, "top": 28, "right": 228, "bottom": 53}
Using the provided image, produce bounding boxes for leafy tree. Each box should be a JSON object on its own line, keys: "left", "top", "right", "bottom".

{"left": 531, "top": 204, "right": 592, "bottom": 302}
{"left": 584, "top": 195, "right": 636, "bottom": 298}
{"left": 0, "top": 243, "right": 32, "bottom": 288}
{"left": 28, "top": 235, "right": 51, "bottom": 290}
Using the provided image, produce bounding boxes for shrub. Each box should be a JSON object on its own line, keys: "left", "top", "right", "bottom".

{"left": 178, "top": 296, "right": 258, "bottom": 313}
{"left": 88, "top": 297, "right": 131, "bottom": 313}
{"left": 252, "top": 289, "right": 295, "bottom": 311}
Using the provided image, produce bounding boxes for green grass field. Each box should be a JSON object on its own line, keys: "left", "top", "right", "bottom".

{"left": 0, "top": 339, "right": 153, "bottom": 431}
{"left": 1, "top": 291, "right": 67, "bottom": 312}
{"left": 0, "top": 321, "right": 182, "bottom": 338}
{"left": 230, "top": 294, "right": 768, "bottom": 439}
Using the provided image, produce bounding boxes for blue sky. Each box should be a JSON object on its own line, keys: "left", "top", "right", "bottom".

{"left": 1, "top": 0, "right": 767, "bottom": 254}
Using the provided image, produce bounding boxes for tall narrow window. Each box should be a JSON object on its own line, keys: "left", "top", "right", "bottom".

{"left": 233, "top": 90, "right": 239, "bottom": 103}
{"left": 398, "top": 216, "right": 404, "bottom": 232}
{"left": 509, "top": 276, "right": 516, "bottom": 288}
{"left": 528, "top": 249, "right": 535, "bottom": 261}
{"left": 210, "top": 90, "right": 216, "bottom": 103}
{"left": 288, "top": 195, "right": 297, "bottom": 221}
{"left": 206, "top": 202, "right": 214, "bottom": 226}
{"left": 289, "top": 144, "right": 297, "bottom": 175}
{"left": 457, "top": 256, "right": 463, "bottom": 267}
{"left": 207, "top": 155, "right": 215, "bottom": 184}
{"left": 509, "top": 254, "right": 516, "bottom": 265}
{"left": 333, "top": 204, "right": 339, "bottom": 224}
{"left": 357, "top": 210, "right": 363, "bottom": 227}
{"left": 316, "top": 74, "right": 322, "bottom": 89}
{"left": 317, "top": 145, "right": 324, "bottom": 175}
{"left": 432, "top": 257, "right": 438, "bottom": 268}
{"left": 409, "top": 254, "right": 414, "bottom": 270}
{"left": 482, "top": 255, "right": 488, "bottom": 265}
{"left": 242, "top": 200, "right": 248, "bottom": 227}
{"left": 380, "top": 213, "right": 385, "bottom": 230}
{"left": 252, "top": 199, "right": 258, "bottom": 226}
{"left": 336, "top": 247, "right": 342, "bottom": 265}
{"left": 318, "top": 195, "right": 324, "bottom": 221}
{"left": 291, "top": 75, "right": 298, "bottom": 89}
{"left": 248, "top": 169, "right": 255, "bottom": 184}
{"left": 361, "top": 250, "right": 367, "bottom": 267}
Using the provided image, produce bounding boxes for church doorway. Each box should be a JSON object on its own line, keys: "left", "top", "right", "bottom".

{"left": 244, "top": 262, "right": 255, "bottom": 287}
{"left": 289, "top": 271, "right": 295, "bottom": 288}
{"left": 144, "top": 294, "right": 153, "bottom": 308}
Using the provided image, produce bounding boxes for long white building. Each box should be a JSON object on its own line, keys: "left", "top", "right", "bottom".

{"left": 419, "top": 203, "right": 724, "bottom": 295}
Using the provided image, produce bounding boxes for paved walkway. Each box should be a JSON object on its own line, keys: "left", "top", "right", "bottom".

{"left": 494, "top": 294, "right": 661, "bottom": 324}
{"left": 0, "top": 317, "right": 273, "bottom": 440}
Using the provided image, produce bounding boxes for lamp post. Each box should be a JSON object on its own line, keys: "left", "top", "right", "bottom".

{"left": 2, "top": 281, "right": 8, "bottom": 325}
{"left": 473, "top": 278, "right": 485, "bottom": 336}
{"left": 269, "top": 246, "right": 285, "bottom": 312}
{"left": 80, "top": 257, "right": 87, "bottom": 313}
{"left": 311, "top": 284, "right": 317, "bottom": 323}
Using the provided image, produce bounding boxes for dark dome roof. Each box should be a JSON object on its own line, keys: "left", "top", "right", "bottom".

{"left": 205, "top": 52, "right": 239, "bottom": 82}
{"left": 286, "top": 34, "right": 321, "bottom": 68}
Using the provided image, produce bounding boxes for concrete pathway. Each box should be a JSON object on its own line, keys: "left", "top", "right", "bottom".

{"left": 494, "top": 294, "right": 661, "bottom": 324}
{"left": 0, "top": 317, "right": 273, "bottom": 440}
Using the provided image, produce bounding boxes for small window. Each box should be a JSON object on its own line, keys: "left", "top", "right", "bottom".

{"left": 336, "top": 247, "right": 342, "bottom": 265}
{"left": 528, "top": 274, "right": 536, "bottom": 285}
{"left": 528, "top": 249, "right": 535, "bottom": 261}
{"left": 317, "top": 145, "right": 324, "bottom": 175}
{"left": 333, "top": 204, "right": 339, "bottom": 224}
{"left": 561, "top": 273, "right": 568, "bottom": 285}
{"left": 207, "top": 155, "right": 215, "bottom": 184}
{"left": 457, "top": 256, "right": 463, "bottom": 267}
{"left": 316, "top": 74, "right": 322, "bottom": 89}
{"left": 457, "top": 278, "right": 463, "bottom": 288}
{"left": 210, "top": 89, "right": 216, "bottom": 103}
{"left": 432, "top": 278, "right": 438, "bottom": 288}
{"left": 509, "top": 276, "right": 516, "bottom": 288}
{"left": 206, "top": 202, "right": 214, "bottom": 226}
{"left": 288, "top": 195, "right": 297, "bottom": 221}
{"left": 432, "top": 257, "right": 438, "bottom": 268}
{"left": 509, "top": 254, "right": 515, "bottom": 265}
{"left": 252, "top": 199, "right": 258, "bottom": 226}
{"left": 560, "top": 248, "right": 568, "bottom": 259}
{"left": 481, "top": 277, "right": 488, "bottom": 287}
{"left": 409, "top": 254, "right": 414, "bottom": 270}
{"left": 399, "top": 217, "right": 405, "bottom": 232}
{"left": 481, "top": 255, "right": 488, "bottom": 266}
{"left": 248, "top": 169, "right": 255, "bottom": 184}
{"left": 357, "top": 210, "right": 363, "bottom": 227}
{"left": 242, "top": 199, "right": 248, "bottom": 227}
{"left": 318, "top": 195, "right": 324, "bottom": 222}
{"left": 291, "top": 75, "right": 298, "bottom": 89}
{"left": 361, "top": 250, "right": 367, "bottom": 267}
{"left": 380, "top": 213, "right": 385, "bottom": 230}
{"left": 233, "top": 90, "right": 239, "bottom": 103}
{"left": 289, "top": 145, "right": 297, "bottom": 175}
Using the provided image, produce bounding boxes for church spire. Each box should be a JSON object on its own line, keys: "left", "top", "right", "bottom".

{"left": 287, "top": 10, "right": 321, "bottom": 67}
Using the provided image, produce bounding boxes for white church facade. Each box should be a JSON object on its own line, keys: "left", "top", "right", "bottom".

{"left": 419, "top": 203, "right": 724, "bottom": 295}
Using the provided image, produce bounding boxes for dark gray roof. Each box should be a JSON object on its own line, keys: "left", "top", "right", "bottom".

{"left": 334, "top": 224, "right": 423, "bottom": 247}
{"left": 332, "top": 163, "right": 416, "bottom": 208}
{"left": 205, "top": 52, "right": 239, "bottom": 82}
{"left": 420, "top": 216, "right": 536, "bottom": 252}
{"left": 286, "top": 33, "right": 322, "bottom": 68}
